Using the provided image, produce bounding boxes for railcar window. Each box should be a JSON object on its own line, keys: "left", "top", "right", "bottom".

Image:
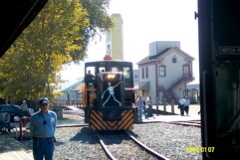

{"left": 99, "top": 67, "right": 106, "bottom": 73}
{"left": 111, "top": 67, "right": 119, "bottom": 72}
{"left": 123, "top": 67, "right": 130, "bottom": 79}
{"left": 86, "top": 66, "right": 96, "bottom": 76}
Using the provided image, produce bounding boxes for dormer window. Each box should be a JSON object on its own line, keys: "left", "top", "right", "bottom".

{"left": 172, "top": 55, "right": 177, "bottom": 63}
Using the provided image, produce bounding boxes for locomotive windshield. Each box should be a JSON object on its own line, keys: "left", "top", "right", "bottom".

{"left": 84, "top": 61, "right": 133, "bottom": 88}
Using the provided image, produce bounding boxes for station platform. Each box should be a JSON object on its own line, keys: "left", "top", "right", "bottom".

{"left": 142, "top": 104, "right": 201, "bottom": 123}
{"left": 0, "top": 137, "right": 33, "bottom": 160}
{"left": 65, "top": 104, "right": 201, "bottom": 123}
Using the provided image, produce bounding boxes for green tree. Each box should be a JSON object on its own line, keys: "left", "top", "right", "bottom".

{"left": 75, "top": 0, "right": 113, "bottom": 61}
{"left": 0, "top": 0, "right": 112, "bottom": 104}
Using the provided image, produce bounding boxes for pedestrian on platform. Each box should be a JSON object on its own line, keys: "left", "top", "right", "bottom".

{"left": 184, "top": 97, "right": 190, "bottom": 116}
{"left": 30, "top": 98, "right": 57, "bottom": 160}
{"left": 131, "top": 103, "right": 137, "bottom": 109}
{"left": 178, "top": 96, "right": 185, "bottom": 116}
{"left": 138, "top": 96, "right": 145, "bottom": 122}
{"left": 146, "top": 97, "right": 153, "bottom": 118}
{"left": 143, "top": 97, "right": 148, "bottom": 119}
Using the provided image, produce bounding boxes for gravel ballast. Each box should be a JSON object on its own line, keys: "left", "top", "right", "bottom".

{"left": 22, "top": 114, "right": 202, "bottom": 160}
{"left": 131, "top": 123, "right": 202, "bottom": 160}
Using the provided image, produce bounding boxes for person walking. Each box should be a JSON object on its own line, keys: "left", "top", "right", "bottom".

{"left": 184, "top": 97, "right": 190, "bottom": 116}
{"left": 138, "top": 96, "right": 145, "bottom": 122}
{"left": 30, "top": 98, "right": 57, "bottom": 160}
{"left": 179, "top": 96, "right": 185, "bottom": 116}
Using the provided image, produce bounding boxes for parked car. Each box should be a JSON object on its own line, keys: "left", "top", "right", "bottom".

{"left": 0, "top": 104, "right": 29, "bottom": 122}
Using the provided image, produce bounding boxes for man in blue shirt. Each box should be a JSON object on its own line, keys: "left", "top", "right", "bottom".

{"left": 138, "top": 96, "right": 145, "bottom": 122}
{"left": 179, "top": 96, "right": 185, "bottom": 116}
{"left": 30, "top": 98, "right": 57, "bottom": 160}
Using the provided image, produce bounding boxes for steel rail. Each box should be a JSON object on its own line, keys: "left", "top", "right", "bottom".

{"left": 125, "top": 130, "right": 170, "bottom": 160}
{"left": 97, "top": 131, "right": 117, "bottom": 160}
{"left": 168, "top": 121, "right": 201, "bottom": 127}
{"left": 56, "top": 124, "right": 88, "bottom": 128}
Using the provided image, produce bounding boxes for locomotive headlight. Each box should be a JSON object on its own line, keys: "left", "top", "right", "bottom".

{"left": 107, "top": 74, "right": 116, "bottom": 79}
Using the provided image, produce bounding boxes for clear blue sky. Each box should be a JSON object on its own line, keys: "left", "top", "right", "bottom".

{"left": 61, "top": 0, "right": 199, "bottom": 83}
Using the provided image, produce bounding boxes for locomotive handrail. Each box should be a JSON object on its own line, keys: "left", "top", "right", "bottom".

{"left": 220, "top": 111, "right": 240, "bottom": 138}
{"left": 203, "top": 71, "right": 210, "bottom": 158}
{"left": 220, "top": 70, "right": 240, "bottom": 139}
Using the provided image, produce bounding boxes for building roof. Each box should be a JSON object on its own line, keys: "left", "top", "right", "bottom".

{"left": 56, "top": 78, "right": 84, "bottom": 92}
{"left": 137, "top": 46, "right": 195, "bottom": 65}
{"left": 187, "top": 83, "right": 199, "bottom": 90}
{"left": 0, "top": 0, "right": 48, "bottom": 58}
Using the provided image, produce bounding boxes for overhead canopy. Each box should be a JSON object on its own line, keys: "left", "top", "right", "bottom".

{"left": 0, "top": 0, "right": 48, "bottom": 58}
{"left": 140, "top": 81, "right": 150, "bottom": 90}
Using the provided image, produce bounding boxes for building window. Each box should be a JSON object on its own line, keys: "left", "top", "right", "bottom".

{"left": 159, "top": 65, "right": 166, "bottom": 77}
{"left": 172, "top": 55, "right": 177, "bottom": 63}
{"left": 142, "top": 68, "right": 144, "bottom": 79}
{"left": 146, "top": 67, "right": 148, "bottom": 78}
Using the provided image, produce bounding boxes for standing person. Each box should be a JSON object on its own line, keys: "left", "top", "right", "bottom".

{"left": 142, "top": 97, "right": 148, "bottom": 119}
{"left": 178, "top": 96, "right": 185, "bottom": 116}
{"left": 135, "top": 96, "right": 140, "bottom": 119}
{"left": 146, "top": 97, "right": 153, "bottom": 118}
{"left": 131, "top": 103, "right": 137, "bottom": 109}
{"left": 30, "top": 98, "right": 57, "bottom": 160}
{"left": 184, "top": 97, "right": 190, "bottom": 116}
{"left": 1, "top": 112, "right": 11, "bottom": 133}
{"left": 138, "top": 96, "right": 145, "bottom": 122}
{"left": 21, "top": 100, "right": 29, "bottom": 116}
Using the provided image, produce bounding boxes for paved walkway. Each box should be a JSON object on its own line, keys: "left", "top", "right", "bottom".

{"left": 65, "top": 104, "right": 201, "bottom": 123}
{"left": 143, "top": 104, "right": 201, "bottom": 122}
{"left": 0, "top": 137, "right": 33, "bottom": 160}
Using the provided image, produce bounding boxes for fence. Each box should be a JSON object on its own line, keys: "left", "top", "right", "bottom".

{"left": 53, "top": 99, "right": 82, "bottom": 108}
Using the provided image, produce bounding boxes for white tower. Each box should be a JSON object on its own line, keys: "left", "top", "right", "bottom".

{"left": 106, "top": 13, "right": 123, "bottom": 60}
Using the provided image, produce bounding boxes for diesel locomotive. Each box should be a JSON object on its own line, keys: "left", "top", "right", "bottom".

{"left": 83, "top": 56, "right": 138, "bottom": 130}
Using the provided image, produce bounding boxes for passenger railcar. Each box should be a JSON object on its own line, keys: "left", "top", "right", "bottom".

{"left": 83, "top": 57, "right": 138, "bottom": 130}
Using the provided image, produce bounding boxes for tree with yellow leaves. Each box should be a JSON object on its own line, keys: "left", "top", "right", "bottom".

{"left": 0, "top": 0, "right": 112, "bottom": 104}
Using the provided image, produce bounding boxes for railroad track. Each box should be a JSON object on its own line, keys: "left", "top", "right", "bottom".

{"left": 97, "top": 130, "right": 169, "bottom": 160}
{"left": 168, "top": 120, "right": 201, "bottom": 127}
{"left": 63, "top": 110, "right": 85, "bottom": 117}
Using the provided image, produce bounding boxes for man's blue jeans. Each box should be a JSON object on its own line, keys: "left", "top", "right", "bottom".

{"left": 33, "top": 138, "right": 55, "bottom": 160}
{"left": 138, "top": 109, "right": 143, "bottom": 121}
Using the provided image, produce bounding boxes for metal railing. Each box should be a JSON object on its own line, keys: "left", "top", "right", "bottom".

{"left": 53, "top": 99, "right": 82, "bottom": 108}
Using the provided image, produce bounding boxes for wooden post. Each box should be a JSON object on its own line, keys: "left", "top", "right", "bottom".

{"left": 163, "top": 98, "right": 167, "bottom": 115}
{"left": 19, "top": 118, "right": 23, "bottom": 142}
{"left": 53, "top": 107, "right": 63, "bottom": 119}
{"left": 156, "top": 97, "right": 159, "bottom": 116}
{"left": 171, "top": 99, "right": 175, "bottom": 114}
